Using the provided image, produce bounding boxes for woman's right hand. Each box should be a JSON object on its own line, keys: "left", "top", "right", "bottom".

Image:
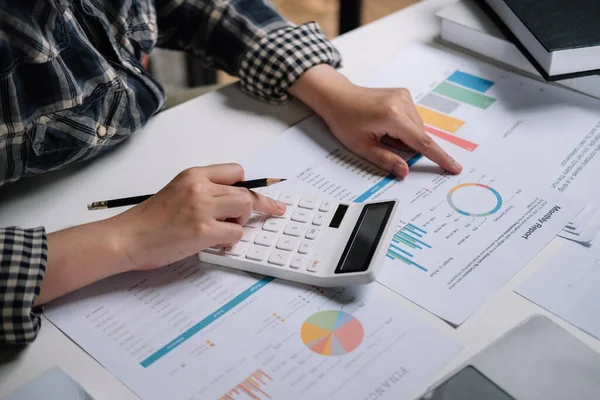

{"left": 114, "top": 163, "right": 286, "bottom": 270}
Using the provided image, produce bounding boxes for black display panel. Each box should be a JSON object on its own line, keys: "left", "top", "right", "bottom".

{"left": 334, "top": 201, "right": 394, "bottom": 274}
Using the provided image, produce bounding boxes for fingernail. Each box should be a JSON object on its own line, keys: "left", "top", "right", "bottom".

{"left": 277, "top": 201, "right": 287, "bottom": 211}
{"left": 394, "top": 164, "right": 408, "bottom": 178}
{"left": 452, "top": 160, "right": 462, "bottom": 172}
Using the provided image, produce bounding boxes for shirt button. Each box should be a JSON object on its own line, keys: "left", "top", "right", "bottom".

{"left": 147, "top": 22, "right": 155, "bottom": 32}
{"left": 96, "top": 125, "right": 107, "bottom": 138}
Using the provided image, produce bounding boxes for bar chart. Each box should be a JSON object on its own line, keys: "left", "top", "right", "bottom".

{"left": 220, "top": 369, "right": 273, "bottom": 400}
{"left": 417, "top": 70, "right": 496, "bottom": 152}
{"left": 386, "top": 223, "right": 430, "bottom": 272}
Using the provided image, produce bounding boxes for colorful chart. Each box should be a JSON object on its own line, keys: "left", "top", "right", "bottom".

{"left": 386, "top": 223, "right": 429, "bottom": 272}
{"left": 416, "top": 70, "right": 497, "bottom": 152}
{"left": 447, "top": 183, "right": 503, "bottom": 217}
{"left": 300, "top": 311, "right": 364, "bottom": 356}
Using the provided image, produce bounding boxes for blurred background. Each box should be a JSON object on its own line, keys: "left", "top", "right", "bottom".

{"left": 149, "top": 0, "right": 420, "bottom": 98}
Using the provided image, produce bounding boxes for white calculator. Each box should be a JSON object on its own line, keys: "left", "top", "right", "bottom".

{"left": 198, "top": 189, "right": 400, "bottom": 286}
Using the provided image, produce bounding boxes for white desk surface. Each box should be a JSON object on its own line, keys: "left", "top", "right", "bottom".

{"left": 1, "top": 0, "right": 599, "bottom": 398}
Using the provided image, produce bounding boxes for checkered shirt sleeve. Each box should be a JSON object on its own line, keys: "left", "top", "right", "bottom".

{"left": 0, "top": 227, "right": 47, "bottom": 346}
{"left": 239, "top": 22, "right": 342, "bottom": 104}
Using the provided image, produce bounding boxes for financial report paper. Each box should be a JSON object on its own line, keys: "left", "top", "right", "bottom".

{"left": 361, "top": 45, "right": 600, "bottom": 244}
{"left": 517, "top": 241, "right": 600, "bottom": 341}
{"left": 45, "top": 259, "right": 462, "bottom": 400}
{"left": 242, "top": 115, "right": 581, "bottom": 324}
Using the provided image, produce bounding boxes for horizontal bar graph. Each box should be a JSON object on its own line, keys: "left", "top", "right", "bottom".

{"left": 446, "top": 70, "right": 494, "bottom": 93}
{"left": 424, "top": 126, "right": 478, "bottom": 152}
{"left": 416, "top": 105, "right": 464, "bottom": 134}
{"left": 415, "top": 70, "right": 496, "bottom": 153}
{"left": 386, "top": 224, "right": 431, "bottom": 272}
{"left": 433, "top": 82, "right": 495, "bottom": 110}
{"left": 419, "top": 93, "right": 460, "bottom": 114}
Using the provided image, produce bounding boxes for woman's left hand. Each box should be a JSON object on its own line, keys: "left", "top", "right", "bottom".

{"left": 289, "top": 64, "right": 463, "bottom": 178}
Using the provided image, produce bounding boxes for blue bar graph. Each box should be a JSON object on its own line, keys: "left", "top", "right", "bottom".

{"left": 407, "top": 223, "right": 427, "bottom": 234}
{"left": 447, "top": 70, "right": 494, "bottom": 93}
{"left": 386, "top": 224, "right": 430, "bottom": 272}
{"left": 140, "top": 276, "right": 275, "bottom": 368}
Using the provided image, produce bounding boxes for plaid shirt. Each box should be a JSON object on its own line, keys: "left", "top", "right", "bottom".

{"left": 0, "top": 0, "right": 341, "bottom": 345}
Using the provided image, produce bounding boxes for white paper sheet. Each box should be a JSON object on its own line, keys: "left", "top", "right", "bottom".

{"left": 45, "top": 258, "right": 462, "bottom": 400}
{"left": 517, "top": 241, "right": 600, "bottom": 340}
{"left": 359, "top": 45, "right": 600, "bottom": 244}
{"left": 241, "top": 116, "right": 581, "bottom": 324}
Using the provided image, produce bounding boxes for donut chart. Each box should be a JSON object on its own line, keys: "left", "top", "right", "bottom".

{"left": 447, "top": 183, "right": 502, "bottom": 217}
{"left": 300, "top": 311, "right": 364, "bottom": 356}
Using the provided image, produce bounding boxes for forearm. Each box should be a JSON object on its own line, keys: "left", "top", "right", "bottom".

{"left": 289, "top": 64, "right": 352, "bottom": 120}
{"left": 36, "top": 218, "right": 132, "bottom": 306}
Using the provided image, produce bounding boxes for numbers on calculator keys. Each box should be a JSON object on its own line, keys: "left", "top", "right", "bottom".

{"left": 306, "top": 227, "right": 320, "bottom": 240}
{"left": 246, "top": 245, "right": 268, "bottom": 261}
{"left": 225, "top": 242, "right": 249, "bottom": 256}
{"left": 255, "top": 232, "right": 276, "bottom": 247}
{"left": 291, "top": 210, "right": 312, "bottom": 223}
{"left": 284, "top": 222, "right": 306, "bottom": 237}
{"left": 263, "top": 218, "right": 285, "bottom": 233}
{"left": 278, "top": 193, "right": 299, "bottom": 206}
{"left": 298, "top": 197, "right": 318, "bottom": 210}
{"left": 298, "top": 241, "right": 312, "bottom": 254}
{"left": 276, "top": 237, "right": 298, "bottom": 251}
{"left": 213, "top": 192, "right": 339, "bottom": 274}
{"left": 268, "top": 250, "right": 291, "bottom": 266}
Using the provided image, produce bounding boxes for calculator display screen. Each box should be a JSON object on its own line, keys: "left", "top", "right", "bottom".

{"left": 335, "top": 201, "right": 395, "bottom": 274}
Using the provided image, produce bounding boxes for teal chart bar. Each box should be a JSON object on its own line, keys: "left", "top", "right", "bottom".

{"left": 446, "top": 70, "right": 494, "bottom": 93}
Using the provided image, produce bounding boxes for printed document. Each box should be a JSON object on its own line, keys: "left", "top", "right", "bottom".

{"left": 360, "top": 45, "right": 600, "bottom": 244}
{"left": 242, "top": 115, "right": 581, "bottom": 324}
{"left": 517, "top": 241, "right": 600, "bottom": 340}
{"left": 45, "top": 259, "right": 462, "bottom": 400}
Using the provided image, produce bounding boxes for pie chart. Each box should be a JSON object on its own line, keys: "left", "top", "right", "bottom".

{"left": 300, "top": 310, "right": 364, "bottom": 356}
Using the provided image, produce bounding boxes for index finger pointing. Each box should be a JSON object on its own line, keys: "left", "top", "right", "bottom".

{"left": 398, "top": 121, "right": 462, "bottom": 174}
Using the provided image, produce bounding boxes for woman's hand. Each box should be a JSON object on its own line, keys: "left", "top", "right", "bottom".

{"left": 117, "top": 163, "right": 286, "bottom": 270}
{"left": 289, "top": 64, "right": 463, "bottom": 178}
{"left": 39, "top": 164, "right": 285, "bottom": 305}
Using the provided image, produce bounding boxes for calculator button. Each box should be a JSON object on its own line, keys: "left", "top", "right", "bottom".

{"left": 255, "top": 232, "right": 276, "bottom": 247}
{"left": 284, "top": 222, "right": 306, "bottom": 237}
{"left": 224, "top": 242, "right": 249, "bottom": 256}
{"left": 290, "top": 255, "right": 306, "bottom": 269}
{"left": 319, "top": 201, "right": 333, "bottom": 212}
{"left": 298, "top": 241, "right": 313, "bottom": 254}
{"left": 291, "top": 210, "right": 312, "bottom": 223}
{"left": 298, "top": 197, "right": 318, "bottom": 210}
{"left": 307, "top": 259, "right": 321, "bottom": 272}
{"left": 272, "top": 208, "right": 293, "bottom": 219}
{"left": 268, "top": 250, "right": 291, "bottom": 266}
{"left": 312, "top": 213, "right": 326, "bottom": 226}
{"left": 263, "top": 218, "right": 285, "bottom": 233}
{"left": 257, "top": 189, "right": 280, "bottom": 199}
{"left": 240, "top": 227, "right": 258, "bottom": 242}
{"left": 245, "top": 214, "right": 263, "bottom": 228}
{"left": 276, "top": 237, "right": 298, "bottom": 251}
{"left": 246, "top": 246, "right": 268, "bottom": 261}
{"left": 278, "top": 193, "right": 299, "bottom": 206}
{"left": 306, "top": 227, "right": 320, "bottom": 240}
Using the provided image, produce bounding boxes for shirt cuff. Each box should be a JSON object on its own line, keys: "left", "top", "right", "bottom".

{"left": 1, "top": 227, "right": 47, "bottom": 345}
{"left": 238, "top": 22, "right": 342, "bottom": 104}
